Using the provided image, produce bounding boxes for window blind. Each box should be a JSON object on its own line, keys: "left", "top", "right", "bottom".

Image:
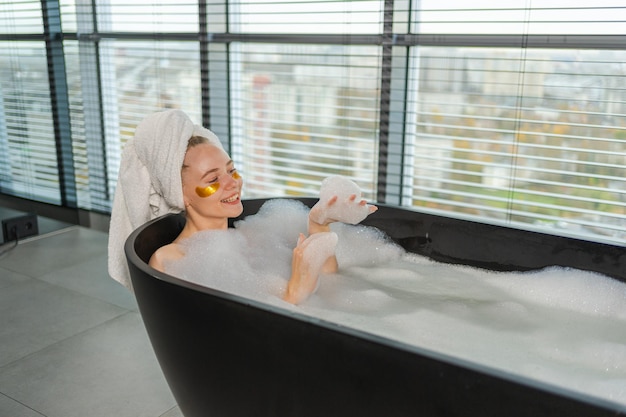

{"left": 65, "top": 39, "right": 114, "bottom": 212}
{"left": 0, "top": 38, "right": 62, "bottom": 204}
{"left": 98, "top": 39, "right": 203, "bottom": 201}
{"left": 0, "top": 2, "right": 62, "bottom": 204}
{"left": 414, "top": 1, "right": 626, "bottom": 35}
{"left": 405, "top": 3, "right": 626, "bottom": 244}
{"left": 229, "top": 43, "right": 381, "bottom": 200}
{"left": 68, "top": 2, "right": 203, "bottom": 211}
{"left": 59, "top": 0, "right": 78, "bottom": 32}
{"left": 0, "top": 0, "right": 43, "bottom": 34}
{"left": 95, "top": 0, "right": 199, "bottom": 32}
{"left": 231, "top": 0, "right": 383, "bottom": 34}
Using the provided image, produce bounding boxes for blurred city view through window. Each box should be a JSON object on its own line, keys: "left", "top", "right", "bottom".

{"left": 232, "top": 43, "right": 381, "bottom": 199}
{"left": 0, "top": 1, "right": 624, "bottom": 244}
{"left": 408, "top": 47, "right": 626, "bottom": 241}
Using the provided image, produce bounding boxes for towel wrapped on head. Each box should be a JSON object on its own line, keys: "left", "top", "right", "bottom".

{"left": 108, "top": 109, "right": 224, "bottom": 290}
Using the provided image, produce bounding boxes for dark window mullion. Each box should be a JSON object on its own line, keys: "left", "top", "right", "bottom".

{"left": 199, "top": 0, "right": 212, "bottom": 132}
{"left": 41, "top": 0, "right": 77, "bottom": 208}
{"left": 376, "top": 0, "right": 394, "bottom": 202}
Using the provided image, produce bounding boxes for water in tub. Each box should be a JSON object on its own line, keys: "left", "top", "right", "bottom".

{"left": 166, "top": 198, "right": 626, "bottom": 408}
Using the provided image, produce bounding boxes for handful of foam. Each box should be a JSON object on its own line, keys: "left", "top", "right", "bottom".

{"left": 310, "top": 175, "right": 373, "bottom": 225}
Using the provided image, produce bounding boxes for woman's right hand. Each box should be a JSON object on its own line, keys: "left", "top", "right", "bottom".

{"left": 283, "top": 232, "right": 338, "bottom": 304}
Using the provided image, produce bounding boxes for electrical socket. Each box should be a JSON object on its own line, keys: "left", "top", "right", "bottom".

{"left": 2, "top": 214, "right": 39, "bottom": 242}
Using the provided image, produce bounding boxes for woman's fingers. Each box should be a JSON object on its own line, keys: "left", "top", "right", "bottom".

{"left": 326, "top": 195, "right": 338, "bottom": 207}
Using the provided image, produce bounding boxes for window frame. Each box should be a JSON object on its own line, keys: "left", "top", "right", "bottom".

{"left": 1, "top": 0, "right": 624, "bottom": 244}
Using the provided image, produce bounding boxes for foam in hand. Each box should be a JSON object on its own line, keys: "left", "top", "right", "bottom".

{"left": 311, "top": 175, "right": 373, "bottom": 225}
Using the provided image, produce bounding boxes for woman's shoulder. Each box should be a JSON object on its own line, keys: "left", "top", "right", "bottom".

{"left": 148, "top": 242, "right": 185, "bottom": 272}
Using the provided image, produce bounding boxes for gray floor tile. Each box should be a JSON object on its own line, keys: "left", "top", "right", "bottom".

{"left": 0, "top": 312, "right": 175, "bottom": 417}
{"left": 0, "top": 266, "right": 31, "bottom": 289}
{"left": 159, "top": 406, "right": 185, "bottom": 417}
{"left": 0, "top": 393, "right": 45, "bottom": 417}
{"left": 0, "top": 212, "right": 179, "bottom": 417}
{"left": 38, "top": 254, "right": 138, "bottom": 311}
{"left": 0, "top": 227, "right": 107, "bottom": 278}
{"left": 0, "top": 279, "right": 128, "bottom": 367}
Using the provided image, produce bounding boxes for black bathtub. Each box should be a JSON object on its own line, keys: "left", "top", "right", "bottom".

{"left": 125, "top": 198, "right": 626, "bottom": 417}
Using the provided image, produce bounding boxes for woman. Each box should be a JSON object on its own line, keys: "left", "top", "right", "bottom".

{"left": 108, "top": 109, "right": 376, "bottom": 304}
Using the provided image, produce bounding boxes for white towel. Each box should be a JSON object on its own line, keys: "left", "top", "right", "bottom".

{"left": 107, "top": 109, "right": 224, "bottom": 290}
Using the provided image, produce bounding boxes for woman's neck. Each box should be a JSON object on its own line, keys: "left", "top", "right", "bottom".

{"left": 177, "top": 214, "right": 228, "bottom": 241}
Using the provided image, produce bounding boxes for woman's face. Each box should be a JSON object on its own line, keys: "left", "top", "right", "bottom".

{"left": 181, "top": 143, "right": 243, "bottom": 226}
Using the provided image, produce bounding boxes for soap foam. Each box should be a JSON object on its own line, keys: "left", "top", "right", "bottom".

{"left": 311, "top": 176, "right": 373, "bottom": 225}
{"left": 166, "top": 199, "right": 626, "bottom": 408}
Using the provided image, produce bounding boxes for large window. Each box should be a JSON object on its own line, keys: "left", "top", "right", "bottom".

{"left": 406, "top": 47, "right": 626, "bottom": 242}
{"left": 0, "top": 0, "right": 624, "bottom": 245}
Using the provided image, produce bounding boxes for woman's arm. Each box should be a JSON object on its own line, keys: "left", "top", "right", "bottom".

{"left": 283, "top": 194, "right": 377, "bottom": 304}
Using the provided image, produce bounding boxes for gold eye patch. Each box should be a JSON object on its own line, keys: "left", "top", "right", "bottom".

{"left": 195, "top": 183, "right": 220, "bottom": 198}
{"left": 194, "top": 171, "right": 241, "bottom": 198}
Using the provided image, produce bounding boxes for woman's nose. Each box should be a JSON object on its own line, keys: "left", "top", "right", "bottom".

{"left": 223, "top": 173, "right": 238, "bottom": 188}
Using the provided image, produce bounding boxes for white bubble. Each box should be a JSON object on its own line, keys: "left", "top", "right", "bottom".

{"left": 486, "top": 266, "right": 626, "bottom": 319}
{"left": 333, "top": 223, "right": 404, "bottom": 268}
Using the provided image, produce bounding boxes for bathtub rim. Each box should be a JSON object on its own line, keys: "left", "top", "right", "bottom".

{"left": 124, "top": 198, "right": 626, "bottom": 414}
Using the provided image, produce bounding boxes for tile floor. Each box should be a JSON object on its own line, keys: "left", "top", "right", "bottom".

{"left": 0, "top": 209, "right": 183, "bottom": 417}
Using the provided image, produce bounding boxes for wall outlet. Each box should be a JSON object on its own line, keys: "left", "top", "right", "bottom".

{"left": 2, "top": 214, "right": 39, "bottom": 242}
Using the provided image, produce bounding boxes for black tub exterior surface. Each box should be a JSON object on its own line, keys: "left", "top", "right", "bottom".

{"left": 125, "top": 198, "right": 626, "bottom": 417}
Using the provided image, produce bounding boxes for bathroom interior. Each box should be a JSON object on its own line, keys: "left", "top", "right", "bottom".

{"left": 1, "top": 1, "right": 625, "bottom": 417}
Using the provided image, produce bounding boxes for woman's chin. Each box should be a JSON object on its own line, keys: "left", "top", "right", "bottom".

{"left": 226, "top": 200, "right": 243, "bottom": 217}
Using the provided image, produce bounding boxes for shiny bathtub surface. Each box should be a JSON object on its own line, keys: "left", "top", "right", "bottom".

{"left": 125, "top": 198, "right": 625, "bottom": 417}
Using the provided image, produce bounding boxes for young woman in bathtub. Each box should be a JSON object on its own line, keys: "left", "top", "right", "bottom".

{"left": 147, "top": 135, "right": 377, "bottom": 304}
